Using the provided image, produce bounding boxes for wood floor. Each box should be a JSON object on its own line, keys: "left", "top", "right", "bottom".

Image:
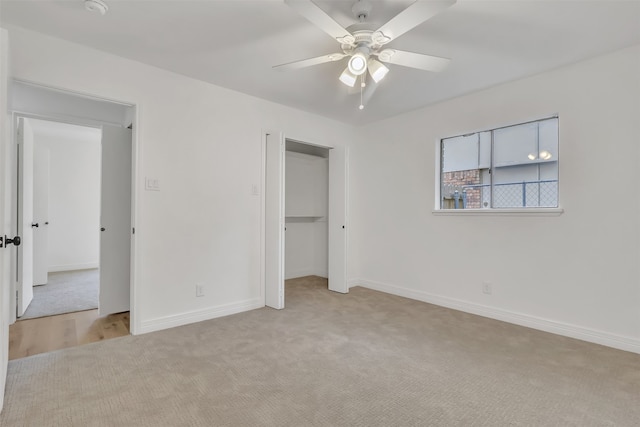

{"left": 9, "top": 309, "right": 130, "bottom": 360}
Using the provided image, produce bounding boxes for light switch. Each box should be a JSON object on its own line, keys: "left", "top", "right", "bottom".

{"left": 145, "top": 177, "right": 160, "bottom": 191}
{"left": 251, "top": 184, "right": 259, "bottom": 196}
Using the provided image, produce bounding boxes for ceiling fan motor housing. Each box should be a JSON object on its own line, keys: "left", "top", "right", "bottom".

{"left": 342, "top": 31, "right": 383, "bottom": 52}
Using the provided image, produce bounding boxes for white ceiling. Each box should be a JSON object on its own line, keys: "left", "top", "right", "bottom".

{"left": 2, "top": 0, "right": 640, "bottom": 125}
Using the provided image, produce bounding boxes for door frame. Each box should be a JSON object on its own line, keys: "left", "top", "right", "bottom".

{"left": 15, "top": 116, "right": 34, "bottom": 317}
{"left": 261, "top": 130, "right": 348, "bottom": 309}
{"left": 9, "top": 90, "right": 139, "bottom": 334}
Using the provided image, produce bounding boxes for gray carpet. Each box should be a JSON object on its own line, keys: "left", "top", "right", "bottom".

{"left": 20, "top": 269, "right": 99, "bottom": 320}
{"left": 2, "top": 276, "right": 639, "bottom": 426}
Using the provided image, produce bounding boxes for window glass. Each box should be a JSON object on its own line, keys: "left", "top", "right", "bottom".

{"left": 440, "top": 117, "right": 558, "bottom": 209}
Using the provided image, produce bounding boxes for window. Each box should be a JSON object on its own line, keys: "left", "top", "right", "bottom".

{"left": 440, "top": 117, "right": 558, "bottom": 209}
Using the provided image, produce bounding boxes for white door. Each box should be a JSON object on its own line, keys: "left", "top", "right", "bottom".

{"left": 328, "top": 146, "right": 348, "bottom": 293}
{"left": 32, "top": 145, "right": 50, "bottom": 286}
{"left": 265, "top": 132, "right": 285, "bottom": 309}
{"left": 99, "top": 125, "right": 132, "bottom": 315}
{"left": 17, "top": 117, "right": 34, "bottom": 316}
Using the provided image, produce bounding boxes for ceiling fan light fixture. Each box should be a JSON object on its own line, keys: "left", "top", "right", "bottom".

{"left": 368, "top": 59, "right": 389, "bottom": 82}
{"left": 339, "top": 68, "right": 357, "bottom": 87}
{"left": 348, "top": 52, "right": 368, "bottom": 76}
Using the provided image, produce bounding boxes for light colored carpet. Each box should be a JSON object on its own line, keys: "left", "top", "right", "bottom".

{"left": 20, "top": 269, "right": 99, "bottom": 320}
{"left": 2, "top": 276, "right": 639, "bottom": 426}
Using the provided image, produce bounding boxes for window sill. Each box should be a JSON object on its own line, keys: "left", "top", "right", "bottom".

{"left": 432, "top": 208, "right": 564, "bottom": 217}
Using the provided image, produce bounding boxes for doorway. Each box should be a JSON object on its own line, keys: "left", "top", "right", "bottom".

{"left": 18, "top": 118, "right": 102, "bottom": 320}
{"left": 9, "top": 81, "right": 136, "bottom": 357}
{"left": 15, "top": 114, "right": 132, "bottom": 320}
{"left": 284, "top": 141, "right": 329, "bottom": 280}
{"left": 263, "top": 132, "right": 348, "bottom": 309}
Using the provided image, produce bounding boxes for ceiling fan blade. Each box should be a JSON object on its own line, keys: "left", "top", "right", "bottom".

{"left": 285, "top": 0, "right": 354, "bottom": 43}
{"left": 273, "top": 53, "right": 346, "bottom": 71}
{"left": 375, "top": 0, "right": 456, "bottom": 43}
{"left": 379, "top": 50, "right": 450, "bottom": 72}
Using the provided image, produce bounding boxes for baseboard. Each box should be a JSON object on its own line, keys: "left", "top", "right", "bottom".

{"left": 351, "top": 278, "right": 640, "bottom": 354}
{"left": 285, "top": 269, "right": 316, "bottom": 280}
{"left": 314, "top": 269, "right": 328, "bottom": 278}
{"left": 48, "top": 263, "right": 98, "bottom": 273}
{"left": 139, "top": 298, "right": 263, "bottom": 334}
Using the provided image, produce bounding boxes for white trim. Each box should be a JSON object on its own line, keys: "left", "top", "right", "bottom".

{"left": 285, "top": 269, "right": 327, "bottom": 280}
{"left": 139, "top": 298, "right": 263, "bottom": 334}
{"left": 8, "top": 113, "right": 19, "bottom": 326}
{"left": 434, "top": 140, "right": 441, "bottom": 210}
{"left": 129, "top": 105, "right": 140, "bottom": 336}
{"left": 14, "top": 78, "right": 135, "bottom": 107}
{"left": 432, "top": 207, "right": 564, "bottom": 216}
{"left": 260, "top": 132, "right": 267, "bottom": 307}
{"left": 11, "top": 110, "right": 122, "bottom": 130}
{"left": 351, "top": 278, "right": 640, "bottom": 355}
{"left": 48, "top": 263, "right": 98, "bottom": 272}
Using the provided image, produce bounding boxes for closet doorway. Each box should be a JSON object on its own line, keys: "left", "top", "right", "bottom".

{"left": 264, "top": 133, "right": 348, "bottom": 309}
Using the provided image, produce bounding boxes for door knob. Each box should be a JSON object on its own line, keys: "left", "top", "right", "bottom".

{"left": 3, "top": 235, "right": 21, "bottom": 247}
{"left": 31, "top": 223, "right": 39, "bottom": 228}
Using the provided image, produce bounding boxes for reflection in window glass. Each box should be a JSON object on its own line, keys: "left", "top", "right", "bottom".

{"left": 440, "top": 117, "right": 558, "bottom": 209}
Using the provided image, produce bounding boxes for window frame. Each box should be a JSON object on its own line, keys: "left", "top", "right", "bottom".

{"left": 434, "top": 116, "right": 563, "bottom": 216}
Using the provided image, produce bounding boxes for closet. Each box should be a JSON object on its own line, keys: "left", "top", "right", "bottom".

{"left": 284, "top": 140, "right": 329, "bottom": 280}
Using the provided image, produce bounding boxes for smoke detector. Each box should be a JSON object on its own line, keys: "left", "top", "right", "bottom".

{"left": 84, "top": 0, "right": 108, "bottom": 15}
{"left": 352, "top": 0, "right": 373, "bottom": 22}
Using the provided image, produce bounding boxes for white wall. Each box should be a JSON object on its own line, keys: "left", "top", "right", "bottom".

{"left": 12, "top": 81, "right": 130, "bottom": 127}
{"left": 0, "top": 27, "right": 11, "bottom": 412}
{"left": 285, "top": 151, "right": 328, "bottom": 279}
{"left": 32, "top": 122, "right": 101, "bottom": 272}
{"left": 4, "top": 27, "right": 354, "bottom": 334}
{"left": 350, "top": 44, "right": 640, "bottom": 353}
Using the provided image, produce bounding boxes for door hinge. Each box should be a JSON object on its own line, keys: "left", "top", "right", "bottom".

{"left": 132, "top": 227, "right": 135, "bottom": 235}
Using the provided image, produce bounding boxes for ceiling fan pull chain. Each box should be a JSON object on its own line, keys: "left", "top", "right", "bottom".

{"left": 359, "top": 75, "right": 364, "bottom": 110}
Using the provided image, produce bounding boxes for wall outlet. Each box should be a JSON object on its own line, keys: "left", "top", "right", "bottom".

{"left": 251, "top": 184, "right": 259, "bottom": 196}
{"left": 196, "top": 284, "right": 205, "bottom": 297}
{"left": 482, "top": 281, "right": 492, "bottom": 295}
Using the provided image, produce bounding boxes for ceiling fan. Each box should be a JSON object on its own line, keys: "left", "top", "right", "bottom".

{"left": 274, "top": 0, "right": 456, "bottom": 109}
